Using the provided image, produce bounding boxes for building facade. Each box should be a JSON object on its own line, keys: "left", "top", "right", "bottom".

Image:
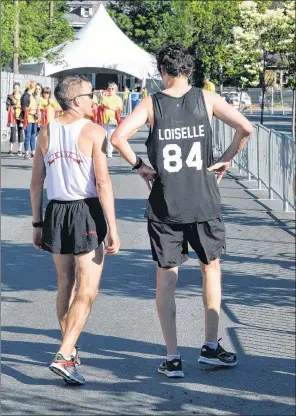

{"left": 66, "top": 1, "right": 109, "bottom": 31}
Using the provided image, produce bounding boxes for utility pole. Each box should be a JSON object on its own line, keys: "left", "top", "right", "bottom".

{"left": 49, "top": 0, "right": 54, "bottom": 28}
{"left": 260, "top": 49, "right": 267, "bottom": 125}
{"left": 13, "top": 0, "right": 19, "bottom": 73}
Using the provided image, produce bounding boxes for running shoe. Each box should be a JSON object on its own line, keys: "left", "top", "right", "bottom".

{"left": 17, "top": 151, "right": 23, "bottom": 157}
{"left": 158, "top": 358, "right": 184, "bottom": 378}
{"left": 49, "top": 352, "right": 85, "bottom": 385}
{"left": 198, "top": 339, "right": 237, "bottom": 367}
{"left": 72, "top": 346, "right": 81, "bottom": 366}
{"left": 24, "top": 154, "right": 31, "bottom": 160}
{"left": 8, "top": 151, "right": 13, "bottom": 156}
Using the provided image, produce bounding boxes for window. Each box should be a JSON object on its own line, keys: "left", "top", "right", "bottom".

{"left": 82, "top": 7, "right": 91, "bottom": 17}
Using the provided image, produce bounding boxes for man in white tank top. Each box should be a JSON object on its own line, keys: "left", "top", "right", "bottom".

{"left": 30, "top": 76, "right": 120, "bottom": 385}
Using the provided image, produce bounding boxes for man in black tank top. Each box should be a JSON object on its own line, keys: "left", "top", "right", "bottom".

{"left": 112, "top": 44, "right": 253, "bottom": 376}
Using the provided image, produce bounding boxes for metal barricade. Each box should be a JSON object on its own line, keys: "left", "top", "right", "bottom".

{"left": 247, "top": 125, "right": 259, "bottom": 182}
{"left": 213, "top": 117, "right": 295, "bottom": 212}
{"left": 257, "top": 125, "right": 270, "bottom": 191}
{"left": 116, "top": 92, "right": 132, "bottom": 118}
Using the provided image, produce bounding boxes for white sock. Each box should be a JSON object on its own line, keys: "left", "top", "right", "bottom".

{"left": 167, "top": 353, "right": 180, "bottom": 361}
{"left": 57, "top": 351, "right": 72, "bottom": 361}
{"left": 205, "top": 342, "right": 218, "bottom": 350}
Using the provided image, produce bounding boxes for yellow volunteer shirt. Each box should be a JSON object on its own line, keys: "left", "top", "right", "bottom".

{"left": 102, "top": 95, "right": 123, "bottom": 125}
{"left": 39, "top": 98, "right": 57, "bottom": 124}
{"left": 92, "top": 95, "right": 98, "bottom": 105}
{"left": 13, "top": 94, "right": 22, "bottom": 120}
{"left": 28, "top": 94, "right": 37, "bottom": 124}
{"left": 203, "top": 81, "right": 215, "bottom": 92}
{"left": 123, "top": 89, "right": 130, "bottom": 100}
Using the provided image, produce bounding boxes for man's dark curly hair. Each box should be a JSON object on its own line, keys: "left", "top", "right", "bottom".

{"left": 157, "top": 44, "right": 193, "bottom": 78}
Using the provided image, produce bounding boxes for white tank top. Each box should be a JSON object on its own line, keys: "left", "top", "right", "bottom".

{"left": 44, "top": 118, "right": 97, "bottom": 201}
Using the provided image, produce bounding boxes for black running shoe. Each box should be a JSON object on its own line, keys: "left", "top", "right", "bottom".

{"left": 158, "top": 358, "right": 184, "bottom": 378}
{"left": 198, "top": 339, "right": 237, "bottom": 367}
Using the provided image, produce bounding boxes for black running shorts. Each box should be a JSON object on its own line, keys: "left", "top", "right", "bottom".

{"left": 148, "top": 218, "right": 225, "bottom": 268}
{"left": 42, "top": 198, "right": 107, "bottom": 255}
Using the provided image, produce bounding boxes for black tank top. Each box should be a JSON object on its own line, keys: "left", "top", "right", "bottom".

{"left": 145, "top": 87, "right": 221, "bottom": 224}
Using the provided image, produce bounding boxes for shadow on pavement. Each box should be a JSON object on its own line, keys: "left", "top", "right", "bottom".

{"left": 1, "top": 328, "right": 295, "bottom": 415}
{"left": 1, "top": 188, "right": 147, "bottom": 223}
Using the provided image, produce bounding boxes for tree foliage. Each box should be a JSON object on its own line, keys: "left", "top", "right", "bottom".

{"left": 225, "top": 0, "right": 295, "bottom": 88}
{"left": 109, "top": 0, "right": 241, "bottom": 86}
{"left": 1, "top": 0, "right": 74, "bottom": 70}
{"left": 108, "top": 0, "right": 173, "bottom": 52}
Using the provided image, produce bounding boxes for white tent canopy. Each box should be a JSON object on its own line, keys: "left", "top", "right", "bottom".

{"left": 20, "top": 4, "right": 159, "bottom": 80}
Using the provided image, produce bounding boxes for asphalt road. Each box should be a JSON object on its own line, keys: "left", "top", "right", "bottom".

{"left": 1, "top": 130, "right": 295, "bottom": 415}
{"left": 246, "top": 111, "right": 293, "bottom": 136}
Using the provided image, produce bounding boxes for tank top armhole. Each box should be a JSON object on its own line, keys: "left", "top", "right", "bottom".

{"left": 200, "top": 88, "right": 213, "bottom": 137}
{"left": 44, "top": 121, "right": 54, "bottom": 161}
{"left": 76, "top": 119, "right": 93, "bottom": 160}
{"left": 145, "top": 94, "right": 156, "bottom": 147}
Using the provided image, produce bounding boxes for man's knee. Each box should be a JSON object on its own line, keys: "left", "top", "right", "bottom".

{"left": 200, "top": 258, "right": 221, "bottom": 275}
{"left": 77, "top": 285, "right": 98, "bottom": 305}
{"left": 157, "top": 267, "right": 178, "bottom": 290}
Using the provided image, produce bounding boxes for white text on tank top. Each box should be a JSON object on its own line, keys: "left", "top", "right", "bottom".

{"left": 44, "top": 118, "right": 97, "bottom": 201}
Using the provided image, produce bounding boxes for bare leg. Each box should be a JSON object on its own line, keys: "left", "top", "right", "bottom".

{"left": 53, "top": 254, "right": 76, "bottom": 337}
{"left": 59, "top": 246, "right": 104, "bottom": 357}
{"left": 156, "top": 266, "right": 179, "bottom": 355}
{"left": 200, "top": 258, "right": 222, "bottom": 343}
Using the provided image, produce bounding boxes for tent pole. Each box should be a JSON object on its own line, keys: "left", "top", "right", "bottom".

{"left": 91, "top": 73, "right": 96, "bottom": 88}
{"left": 141, "top": 78, "right": 146, "bottom": 89}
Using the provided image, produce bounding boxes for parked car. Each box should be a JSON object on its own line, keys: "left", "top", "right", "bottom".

{"left": 222, "top": 91, "right": 252, "bottom": 110}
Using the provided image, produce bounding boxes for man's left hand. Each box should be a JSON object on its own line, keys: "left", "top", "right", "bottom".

{"left": 33, "top": 227, "right": 43, "bottom": 251}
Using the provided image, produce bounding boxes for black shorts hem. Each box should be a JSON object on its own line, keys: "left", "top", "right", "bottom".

{"left": 42, "top": 198, "right": 107, "bottom": 255}
{"left": 42, "top": 240, "right": 104, "bottom": 256}
{"left": 153, "top": 253, "right": 189, "bottom": 269}
{"left": 200, "top": 245, "right": 224, "bottom": 265}
{"left": 148, "top": 218, "right": 225, "bottom": 268}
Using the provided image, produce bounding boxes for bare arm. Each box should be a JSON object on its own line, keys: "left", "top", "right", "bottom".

{"left": 30, "top": 131, "right": 46, "bottom": 222}
{"left": 92, "top": 126, "right": 120, "bottom": 254}
{"left": 111, "top": 97, "right": 156, "bottom": 189}
{"left": 30, "top": 129, "right": 46, "bottom": 249}
{"left": 203, "top": 90, "right": 253, "bottom": 182}
{"left": 111, "top": 96, "right": 152, "bottom": 166}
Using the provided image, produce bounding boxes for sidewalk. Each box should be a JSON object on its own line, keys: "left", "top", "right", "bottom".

{"left": 1, "top": 131, "right": 295, "bottom": 415}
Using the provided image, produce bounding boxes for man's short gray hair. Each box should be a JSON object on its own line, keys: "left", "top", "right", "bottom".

{"left": 54, "top": 76, "right": 91, "bottom": 111}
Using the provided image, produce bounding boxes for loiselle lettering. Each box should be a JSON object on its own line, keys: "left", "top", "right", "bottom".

{"left": 158, "top": 125, "right": 205, "bottom": 141}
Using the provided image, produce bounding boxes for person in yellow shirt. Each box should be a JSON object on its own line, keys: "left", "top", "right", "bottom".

{"left": 21, "top": 80, "right": 38, "bottom": 160}
{"left": 39, "top": 87, "right": 59, "bottom": 126}
{"left": 123, "top": 85, "right": 130, "bottom": 113}
{"left": 6, "top": 82, "right": 24, "bottom": 156}
{"left": 102, "top": 83, "right": 123, "bottom": 158}
{"left": 203, "top": 78, "right": 215, "bottom": 92}
{"left": 142, "top": 87, "right": 148, "bottom": 99}
{"left": 87, "top": 92, "right": 98, "bottom": 122}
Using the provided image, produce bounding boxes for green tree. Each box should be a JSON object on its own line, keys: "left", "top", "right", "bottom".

{"left": 108, "top": 0, "right": 173, "bottom": 53}
{"left": 109, "top": 0, "right": 241, "bottom": 87}
{"left": 1, "top": 0, "right": 74, "bottom": 70}
{"left": 181, "top": 0, "right": 241, "bottom": 87}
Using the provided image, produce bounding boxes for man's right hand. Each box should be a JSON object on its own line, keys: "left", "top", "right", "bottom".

{"left": 137, "top": 163, "right": 157, "bottom": 190}
{"left": 105, "top": 230, "right": 120, "bottom": 255}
